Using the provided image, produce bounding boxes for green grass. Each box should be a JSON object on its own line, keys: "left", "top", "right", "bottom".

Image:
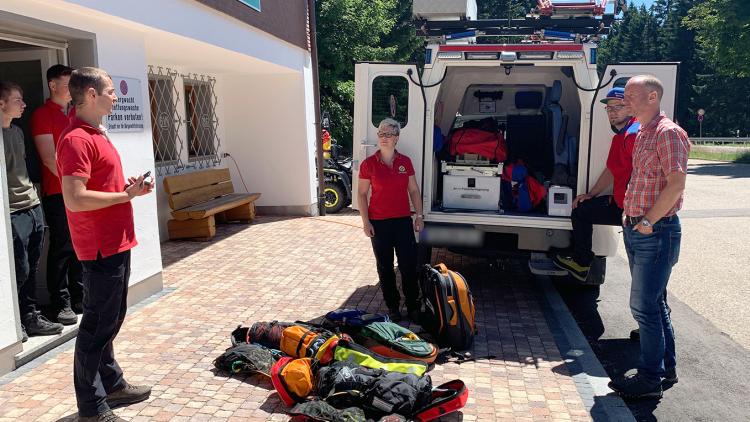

{"left": 690, "top": 149, "right": 750, "bottom": 163}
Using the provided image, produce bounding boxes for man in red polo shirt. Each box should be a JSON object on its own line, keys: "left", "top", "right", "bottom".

{"left": 30, "top": 64, "right": 82, "bottom": 326}
{"left": 57, "top": 67, "right": 153, "bottom": 422}
{"left": 553, "top": 87, "right": 638, "bottom": 282}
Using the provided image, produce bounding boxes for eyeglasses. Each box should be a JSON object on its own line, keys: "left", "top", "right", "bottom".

{"left": 605, "top": 105, "right": 627, "bottom": 112}
{"left": 377, "top": 132, "right": 398, "bottom": 139}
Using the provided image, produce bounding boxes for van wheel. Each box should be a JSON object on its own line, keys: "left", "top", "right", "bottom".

{"left": 324, "top": 182, "right": 346, "bottom": 213}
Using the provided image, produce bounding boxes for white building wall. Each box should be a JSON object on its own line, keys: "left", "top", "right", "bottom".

{"left": 221, "top": 72, "right": 318, "bottom": 213}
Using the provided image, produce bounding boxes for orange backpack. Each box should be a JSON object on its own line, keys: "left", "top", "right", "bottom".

{"left": 419, "top": 263, "right": 476, "bottom": 351}
{"left": 271, "top": 357, "right": 314, "bottom": 406}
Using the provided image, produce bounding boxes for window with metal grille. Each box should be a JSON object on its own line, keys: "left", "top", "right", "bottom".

{"left": 371, "top": 76, "right": 409, "bottom": 129}
{"left": 147, "top": 66, "right": 184, "bottom": 175}
{"left": 183, "top": 75, "right": 221, "bottom": 166}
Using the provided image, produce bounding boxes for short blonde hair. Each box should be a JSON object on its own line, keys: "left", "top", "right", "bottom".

{"left": 378, "top": 118, "right": 401, "bottom": 135}
{"left": 632, "top": 75, "right": 664, "bottom": 100}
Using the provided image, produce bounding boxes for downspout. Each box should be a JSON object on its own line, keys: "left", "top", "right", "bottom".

{"left": 308, "top": 0, "right": 326, "bottom": 215}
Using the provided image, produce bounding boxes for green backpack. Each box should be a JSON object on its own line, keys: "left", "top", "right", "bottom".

{"left": 355, "top": 322, "right": 438, "bottom": 364}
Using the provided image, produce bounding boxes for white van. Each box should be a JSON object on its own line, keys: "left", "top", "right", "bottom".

{"left": 351, "top": 1, "right": 678, "bottom": 283}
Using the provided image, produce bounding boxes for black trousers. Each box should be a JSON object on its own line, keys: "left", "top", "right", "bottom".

{"left": 10, "top": 204, "right": 45, "bottom": 317}
{"left": 43, "top": 194, "right": 83, "bottom": 309}
{"left": 370, "top": 217, "right": 419, "bottom": 312}
{"left": 74, "top": 250, "right": 130, "bottom": 417}
{"left": 570, "top": 195, "right": 623, "bottom": 265}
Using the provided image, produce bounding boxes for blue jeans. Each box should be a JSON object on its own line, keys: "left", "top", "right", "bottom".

{"left": 624, "top": 215, "right": 681, "bottom": 384}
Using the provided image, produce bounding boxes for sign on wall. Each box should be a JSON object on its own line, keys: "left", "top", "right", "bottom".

{"left": 106, "top": 76, "right": 145, "bottom": 133}
{"left": 236, "top": 0, "right": 261, "bottom": 11}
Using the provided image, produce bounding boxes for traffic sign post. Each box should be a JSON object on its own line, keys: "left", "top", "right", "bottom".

{"left": 697, "top": 108, "right": 705, "bottom": 138}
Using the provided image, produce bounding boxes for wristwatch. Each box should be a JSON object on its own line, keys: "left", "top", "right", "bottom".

{"left": 639, "top": 218, "right": 652, "bottom": 228}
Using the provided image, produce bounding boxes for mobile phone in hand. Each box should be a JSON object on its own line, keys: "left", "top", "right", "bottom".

{"left": 140, "top": 171, "right": 152, "bottom": 187}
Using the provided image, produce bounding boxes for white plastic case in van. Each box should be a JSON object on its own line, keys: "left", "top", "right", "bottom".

{"left": 442, "top": 174, "right": 501, "bottom": 211}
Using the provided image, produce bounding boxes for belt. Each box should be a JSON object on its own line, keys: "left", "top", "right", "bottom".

{"left": 624, "top": 214, "right": 677, "bottom": 226}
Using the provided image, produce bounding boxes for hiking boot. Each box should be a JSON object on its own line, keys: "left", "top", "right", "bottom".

{"left": 78, "top": 409, "right": 126, "bottom": 422}
{"left": 23, "top": 312, "right": 64, "bottom": 336}
{"left": 663, "top": 367, "right": 678, "bottom": 384}
{"left": 72, "top": 301, "right": 84, "bottom": 315}
{"left": 608, "top": 370, "right": 663, "bottom": 399}
{"left": 552, "top": 254, "right": 590, "bottom": 282}
{"left": 21, "top": 325, "right": 28, "bottom": 343}
{"left": 106, "top": 382, "right": 151, "bottom": 408}
{"left": 630, "top": 328, "right": 640, "bottom": 342}
{"left": 57, "top": 307, "right": 78, "bottom": 325}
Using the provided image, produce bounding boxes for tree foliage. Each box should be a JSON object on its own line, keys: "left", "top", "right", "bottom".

{"left": 684, "top": 0, "right": 750, "bottom": 78}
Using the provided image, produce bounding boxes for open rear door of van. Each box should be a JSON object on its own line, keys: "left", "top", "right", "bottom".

{"left": 586, "top": 62, "right": 679, "bottom": 258}
{"left": 351, "top": 63, "right": 425, "bottom": 211}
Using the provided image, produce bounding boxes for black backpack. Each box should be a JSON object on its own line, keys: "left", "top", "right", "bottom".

{"left": 419, "top": 264, "right": 476, "bottom": 351}
{"left": 316, "top": 361, "right": 433, "bottom": 418}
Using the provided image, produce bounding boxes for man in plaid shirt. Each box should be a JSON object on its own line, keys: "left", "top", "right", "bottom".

{"left": 608, "top": 75, "right": 690, "bottom": 399}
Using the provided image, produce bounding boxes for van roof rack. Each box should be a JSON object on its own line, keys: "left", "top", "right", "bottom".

{"left": 416, "top": 0, "right": 622, "bottom": 43}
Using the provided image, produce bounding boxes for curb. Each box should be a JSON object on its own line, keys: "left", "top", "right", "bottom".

{"left": 535, "top": 276, "right": 636, "bottom": 422}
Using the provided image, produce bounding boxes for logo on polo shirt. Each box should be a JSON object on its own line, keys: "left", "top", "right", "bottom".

{"left": 398, "top": 165, "right": 406, "bottom": 173}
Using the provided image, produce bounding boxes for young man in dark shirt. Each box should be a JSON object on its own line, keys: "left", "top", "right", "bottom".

{"left": 1, "top": 81, "right": 64, "bottom": 342}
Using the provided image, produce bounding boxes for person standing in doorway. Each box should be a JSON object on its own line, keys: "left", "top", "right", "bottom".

{"left": 57, "top": 67, "right": 153, "bottom": 421}
{"left": 1, "top": 81, "right": 64, "bottom": 342}
{"left": 358, "top": 118, "right": 424, "bottom": 323}
{"left": 608, "top": 75, "right": 689, "bottom": 399}
{"left": 31, "top": 64, "right": 82, "bottom": 326}
{"left": 553, "top": 87, "right": 639, "bottom": 281}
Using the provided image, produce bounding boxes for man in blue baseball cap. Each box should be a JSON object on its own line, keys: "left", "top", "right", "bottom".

{"left": 553, "top": 87, "right": 639, "bottom": 281}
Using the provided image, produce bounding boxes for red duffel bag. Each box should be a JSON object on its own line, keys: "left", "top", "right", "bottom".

{"left": 449, "top": 128, "right": 507, "bottom": 162}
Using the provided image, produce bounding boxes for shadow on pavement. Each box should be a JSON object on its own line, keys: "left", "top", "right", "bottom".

{"left": 687, "top": 162, "right": 750, "bottom": 179}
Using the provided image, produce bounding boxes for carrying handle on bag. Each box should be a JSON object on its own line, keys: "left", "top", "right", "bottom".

{"left": 436, "top": 263, "right": 449, "bottom": 275}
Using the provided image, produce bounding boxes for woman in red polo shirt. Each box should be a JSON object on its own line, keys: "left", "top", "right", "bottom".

{"left": 358, "top": 118, "right": 424, "bottom": 323}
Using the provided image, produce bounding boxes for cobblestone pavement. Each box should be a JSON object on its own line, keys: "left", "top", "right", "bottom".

{"left": 0, "top": 212, "right": 591, "bottom": 421}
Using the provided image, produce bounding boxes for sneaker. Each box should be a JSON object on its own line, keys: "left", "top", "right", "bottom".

{"left": 629, "top": 328, "right": 640, "bottom": 342}
{"left": 78, "top": 409, "right": 126, "bottom": 422}
{"left": 608, "top": 370, "right": 663, "bottom": 399}
{"left": 552, "top": 254, "right": 590, "bottom": 282}
{"left": 23, "top": 312, "right": 64, "bottom": 336}
{"left": 106, "top": 382, "right": 151, "bottom": 408}
{"left": 663, "top": 367, "right": 678, "bottom": 384}
{"left": 72, "top": 301, "right": 84, "bottom": 315}
{"left": 57, "top": 307, "right": 78, "bottom": 325}
{"left": 21, "top": 325, "right": 28, "bottom": 343}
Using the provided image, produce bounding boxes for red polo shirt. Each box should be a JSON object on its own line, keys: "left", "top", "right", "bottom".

{"left": 606, "top": 118, "right": 639, "bottom": 209}
{"left": 359, "top": 150, "right": 415, "bottom": 220}
{"left": 30, "top": 99, "right": 74, "bottom": 196}
{"left": 57, "top": 118, "right": 137, "bottom": 261}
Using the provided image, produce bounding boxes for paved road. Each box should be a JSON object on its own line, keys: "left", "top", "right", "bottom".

{"left": 556, "top": 159, "right": 750, "bottom": 421}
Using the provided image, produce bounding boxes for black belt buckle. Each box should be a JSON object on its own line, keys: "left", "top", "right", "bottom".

{"left": 625, "top": 216, "right": 642, "bottom": 226}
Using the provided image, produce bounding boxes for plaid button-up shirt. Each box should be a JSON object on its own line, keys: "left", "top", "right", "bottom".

{"left": 624, "top": 112, "right": 690, "bottom": 218}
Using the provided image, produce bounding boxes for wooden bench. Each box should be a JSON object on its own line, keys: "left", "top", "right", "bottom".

{"left": 163, "top": 168, "right": 261, "bottom": 241}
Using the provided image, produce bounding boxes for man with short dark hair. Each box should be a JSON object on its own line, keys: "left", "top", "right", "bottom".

{"left": 608, "top": 75, "right": 689, "bottom": 399}
{"left": 553, "top": 87, "right": 639, "bottom": 281}
{"left": 1, "top": 81, "right": 64, "bottom": 342}
{"left": 58, "top": 67, "right": 153, "bottom": 422}
{"left": 31, "top": 64, "right": 82, "bottom": 326}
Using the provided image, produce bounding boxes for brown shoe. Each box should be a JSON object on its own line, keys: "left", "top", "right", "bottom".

{"left": 106, "top": 383, "right": 151, "bottom": 408}
{"left": 78, "top": 409, "right": 126, "bottom": 421}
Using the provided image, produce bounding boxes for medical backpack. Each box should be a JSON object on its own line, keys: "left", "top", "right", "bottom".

{"left": 419, "top": 263, "right": 476, "bottom": 351}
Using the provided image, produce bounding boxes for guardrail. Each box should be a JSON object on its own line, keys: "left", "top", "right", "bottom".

{"left": 691, "top": 137, "right": 750, "bottom": 145}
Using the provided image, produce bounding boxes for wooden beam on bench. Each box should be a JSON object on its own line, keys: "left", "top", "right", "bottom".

{"left": 168, "top": 215, "right": 216, "bottom": 240}
{"left": 171, "top": 193, "right": 261, "bottom": 221}
{"left": 163, "top": 168, "right": 232, "bottom": 195}
{"left": 168, "top": 181, "right": 234, "bottom": 211}
{"left": 224, "top": 202, "right": 256, "bottom": 222}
